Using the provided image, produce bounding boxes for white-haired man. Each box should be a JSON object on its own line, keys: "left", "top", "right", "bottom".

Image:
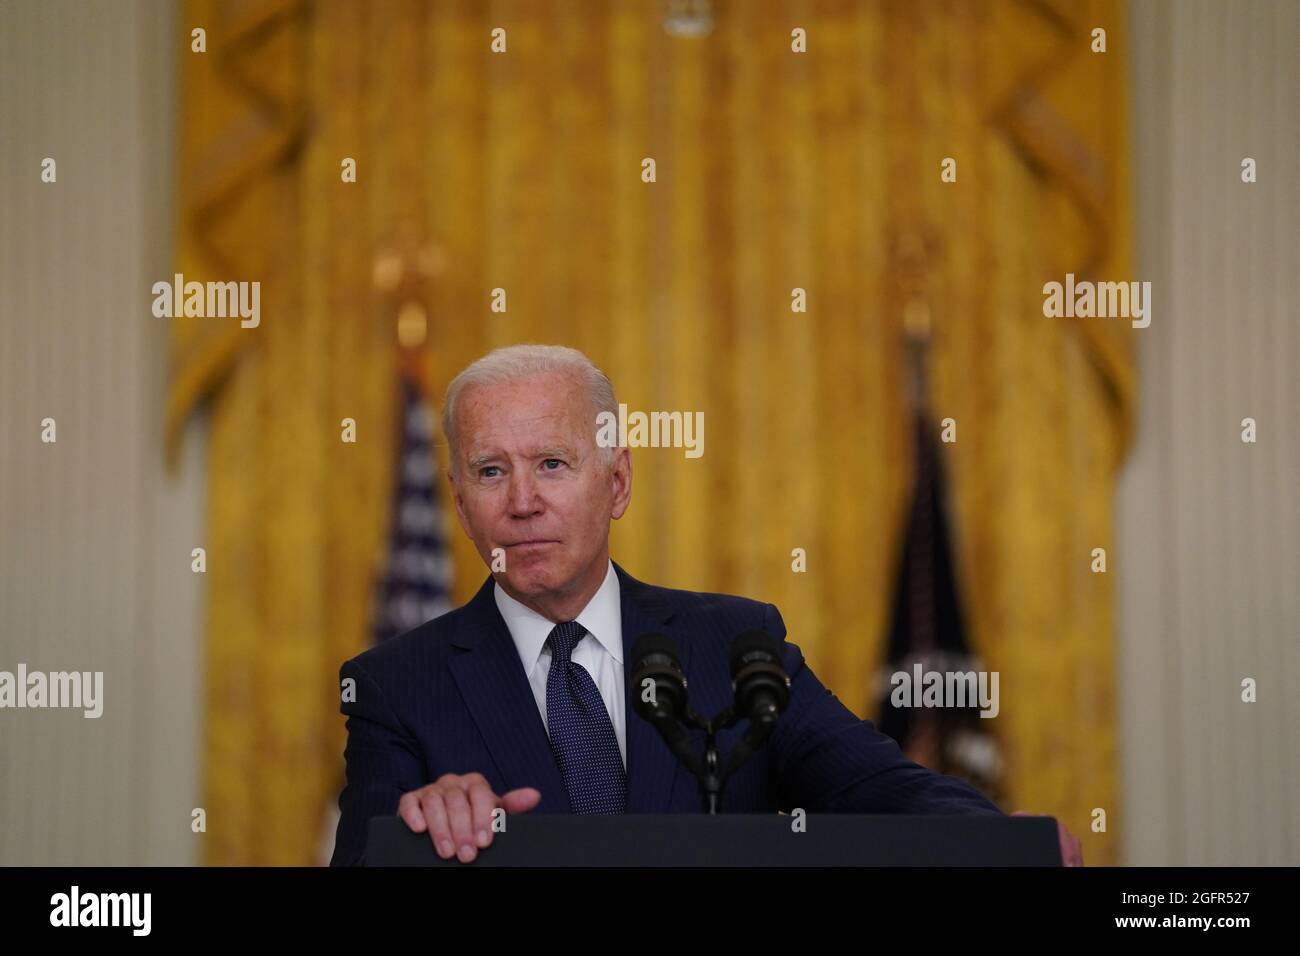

{"left": 331, "top": 345, "right": 1079, "bottom": 866}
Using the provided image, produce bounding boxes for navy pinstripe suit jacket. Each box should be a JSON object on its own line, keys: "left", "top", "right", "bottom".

{"left": 330, "top": 561, "right": 1001, "bottom": 865}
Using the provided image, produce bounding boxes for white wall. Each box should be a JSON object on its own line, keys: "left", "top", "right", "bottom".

{"left": 1122, "top": 0, "right": 1299, "bottom": 865}
{"left": 0, "top": 0, "right": 204, "bottom": 865}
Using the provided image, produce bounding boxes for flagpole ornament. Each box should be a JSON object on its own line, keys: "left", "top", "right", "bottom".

{"left": 662, "top": 0, "right": 713, "bottom": 38}
{"left": 371, "top": 220, "right": 446, "bottom": 355}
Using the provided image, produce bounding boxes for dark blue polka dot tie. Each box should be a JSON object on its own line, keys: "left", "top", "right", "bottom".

{"left": 545, "top": 621, "right": 627, "bottom": 814}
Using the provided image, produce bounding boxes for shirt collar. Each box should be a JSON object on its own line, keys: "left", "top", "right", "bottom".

{"left": 494, "top": 559, "right": 623, "bottom": 677}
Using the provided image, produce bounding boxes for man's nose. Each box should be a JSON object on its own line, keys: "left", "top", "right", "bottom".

{"left": 505, "top": 471, "right": 542, "bottom": 516}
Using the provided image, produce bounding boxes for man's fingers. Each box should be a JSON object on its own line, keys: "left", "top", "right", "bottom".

{"left": 443, "top": 788, "right": 478, "bottom": 862}
{"left": 467, "top": 780, "right": 499, "bottom": 849}
{"left": 397, "top": 792, "right": 427, "bottom": 833}
{"left": 500, "top": 787, "right": 542, "bottom": 814}
{"left": 1061, "top": 825, "right": 1084, "bottom": 867}
{"left": 399, "top": 779, "right": 541, "bottom": 862}
{"left": 421, "top": 791, "right": 455, "bottom": 860}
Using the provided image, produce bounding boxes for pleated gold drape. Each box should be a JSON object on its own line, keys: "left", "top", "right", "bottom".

{"left": 169, "top": 0, "right": 1132, "bottom": 865}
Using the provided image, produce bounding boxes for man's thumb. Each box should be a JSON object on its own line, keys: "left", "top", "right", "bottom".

{"left": 500, "top": 787, "right": 542, "bottom": 813}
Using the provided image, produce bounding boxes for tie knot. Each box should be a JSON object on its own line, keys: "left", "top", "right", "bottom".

{"left": 546, "top": 621, "right": 587, "bottom": 663}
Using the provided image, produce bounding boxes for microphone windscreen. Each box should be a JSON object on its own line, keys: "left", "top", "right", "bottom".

{"left": 730, "top": 629, "right": 782, "bottom": 673}
{"left": 629, "top": 632, "right": 687, "bottom": 721}
{"left": 630, "top": 632, "right": 681, "bottom": 667}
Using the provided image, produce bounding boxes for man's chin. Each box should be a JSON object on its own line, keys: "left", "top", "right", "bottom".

{"left": 497, "top": 566, "right": 563, "bottom": 598}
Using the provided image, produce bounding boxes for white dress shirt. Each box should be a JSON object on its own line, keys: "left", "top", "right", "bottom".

{"left": 493, "top": 559, "right": 626, "bottom": 768}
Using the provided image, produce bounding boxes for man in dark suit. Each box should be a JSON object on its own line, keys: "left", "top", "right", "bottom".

{"left": 330, "top": 344, "right": 1009, "bottom": 868}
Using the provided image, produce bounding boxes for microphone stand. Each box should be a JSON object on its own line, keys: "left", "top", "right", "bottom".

{"left": 635, "top": 643, "right": 788, "bottom": 815}
{"left": 681, "top": 704, "right": 740, "bottom": 815}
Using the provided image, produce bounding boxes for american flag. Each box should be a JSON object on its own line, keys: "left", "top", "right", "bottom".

{"left": 318, "top": 377, "right": 453, "bottom": 863}
{"left": 370, "top": 378, "right": 454, "bottom": 642}
{"left": 874, "top": 330, "right": 1004, "bottom": 804}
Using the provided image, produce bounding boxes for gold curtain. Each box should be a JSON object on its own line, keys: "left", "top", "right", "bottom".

{"left": 170, "top": 0, "right": 1132, "bottom": 865}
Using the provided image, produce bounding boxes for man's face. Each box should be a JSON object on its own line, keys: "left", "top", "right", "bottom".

{"left": 448, "top": 370, "right": 631, "bottom": 608}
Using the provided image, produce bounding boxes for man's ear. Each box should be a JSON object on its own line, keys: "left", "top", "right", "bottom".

{"left": 609, "top": 447, "right": 632, "bottom": 520}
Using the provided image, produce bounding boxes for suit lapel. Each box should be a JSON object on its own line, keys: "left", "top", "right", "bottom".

{"left": 448, "top": 562, "right": 687, "bottom": 815}
{"left": 448, "top": 575, "right": 570, "bottom": 812}
{"left": 614, "top": 561, "right": 687, "bottom": 812}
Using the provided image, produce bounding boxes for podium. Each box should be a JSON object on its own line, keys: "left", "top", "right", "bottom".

{"left": 366, "top": 813, "right": 1062, "bottom": 866}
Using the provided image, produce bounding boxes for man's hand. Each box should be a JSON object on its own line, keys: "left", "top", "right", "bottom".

{"left": 397, "top": 773, "right": 542, "bottom": 863}
{"left": 1012, "top": 811, "right": 1084, "bottom": 866}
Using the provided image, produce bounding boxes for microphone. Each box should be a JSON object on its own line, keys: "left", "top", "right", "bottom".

{"left": 629, "top": 633, "right": 702, "bottom": 776}
{"left": 729, "top": 629, "right": 791, "bottom": 730}
{"left": 723, "top": 630, "right": 791, "bottom": 779}
{"left": 627, "top": 629, "right": 792, "bottom": 812}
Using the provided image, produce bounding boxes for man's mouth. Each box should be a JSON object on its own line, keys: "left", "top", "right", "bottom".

{"left": 505, "top": 540, "right": 558, "bottom": 548}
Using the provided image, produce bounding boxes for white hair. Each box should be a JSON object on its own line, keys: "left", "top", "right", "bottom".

{"left": 441, "top": 344, "right": 618, "bottom": 476}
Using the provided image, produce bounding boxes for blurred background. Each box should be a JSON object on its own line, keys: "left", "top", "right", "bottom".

{"left": 0, "top": 0, "right": 1295, "bottom": 867}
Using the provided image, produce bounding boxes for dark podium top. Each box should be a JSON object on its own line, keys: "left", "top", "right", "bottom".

{"left": 366, "top": 814, "right": 1062, "bottom": 866}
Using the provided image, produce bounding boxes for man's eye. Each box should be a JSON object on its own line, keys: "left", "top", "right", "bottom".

{"left": 480, "top": 466, "right": 500, "bottom": 478}
{"left": 542, "top": 459, "right": 564, "bottom": 470}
